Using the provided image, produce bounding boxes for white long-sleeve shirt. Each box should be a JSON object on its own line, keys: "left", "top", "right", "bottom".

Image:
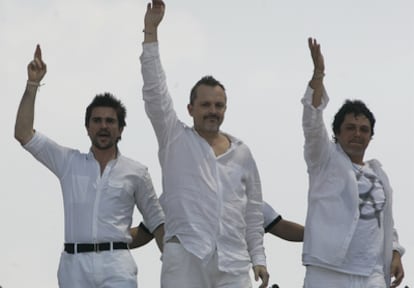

{"left": 24, "top": 131, "right": 165, "bottom": 243}
{"left": 140, "top": 42, "right": 266, "bottom": 273}
{"left": 263, "top": 201, "right": 281, "bottom": 232}
{"left": 301, "top": 85, "right": 405, "bottom": 285}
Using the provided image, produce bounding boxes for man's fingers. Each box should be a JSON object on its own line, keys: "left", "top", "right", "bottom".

{"left": 29, "top": 59, "right": 46, "bottom": 73}
{"left": 308, "top": 37, "right": 313, "bottom": 49}
{"left": 34, "top": 44, "right": 42, "bottom": 61}
{"left": 152, "top": 0, "right": 165, "bottom": 8}
{"left": 34, "top": 58, "right": 43, "bottom": 69}
{"left": 33, "top": 44, "right": 45, "bottom": 70}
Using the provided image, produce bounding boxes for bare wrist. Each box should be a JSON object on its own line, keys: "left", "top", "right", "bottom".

{"left": 312, "top": 70, "right": 325, "bottom": 80}
{"left": 27, "top": 80, "right": 40, "bottom": 87}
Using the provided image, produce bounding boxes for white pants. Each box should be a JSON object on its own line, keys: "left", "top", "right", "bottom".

{"left": 58, "top": 250, "right": 138, "bottom": 288}
{"left": 304, "top": 265, "right": 386, "bottom": 288}
{"left": 161, "top": 242, "right": 252, "bottom": 288}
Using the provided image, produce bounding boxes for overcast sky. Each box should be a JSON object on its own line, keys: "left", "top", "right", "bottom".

{"left": 2, "top": 0, "right": 413, "bottom": 287}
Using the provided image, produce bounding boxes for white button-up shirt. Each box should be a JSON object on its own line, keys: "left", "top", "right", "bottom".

{"left": 301, "top": 85, "right": 404, "bottom": 284}
{"left": 263, "top": 201, "right": 281, "bottom": 232}
{"left": 140, "top": 42, "right": 265, "bottom": 273}
{"left": 24, "top": 131, "right": 165, "bottom": 243}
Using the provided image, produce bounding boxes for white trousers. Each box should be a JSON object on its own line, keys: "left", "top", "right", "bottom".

{"left": 304, "top": 265, "right": 386, "bottom": 288}
{"left": 161, "top": 242, "right": 252, "bottom": 288}
{"left": 58, "top": 250, "right": 138, "bottom": 288}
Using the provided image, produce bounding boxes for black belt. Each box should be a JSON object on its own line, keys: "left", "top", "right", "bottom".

{"left": 64, "top": 242, "right": 128, "bottom": 254}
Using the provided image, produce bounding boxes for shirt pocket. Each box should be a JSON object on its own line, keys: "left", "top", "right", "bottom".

{"left": 107, "top": 180, "right": 134, "bottom": 202}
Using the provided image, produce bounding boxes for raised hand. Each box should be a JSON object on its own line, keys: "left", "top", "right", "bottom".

{"left": 308, "top": 37, "right": 325, "bottom": 74}
{"left": 27, "top": 45, "right": 47, "bottom": 83}
{"left": 307, "top": 37, "right": 325, "bottom": 107}
{"left": 144, "top": 0, "right": 165, "bottom": 31}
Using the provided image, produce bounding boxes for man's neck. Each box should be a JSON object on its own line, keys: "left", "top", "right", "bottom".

{"left": 349, "top": 155, "right": 364, "bottom": 165}
{"left": 197, "top": 130, "right": 230, "bottom": 157}
{"left": 91, "top": 146, "right": 118, "bottom": 174}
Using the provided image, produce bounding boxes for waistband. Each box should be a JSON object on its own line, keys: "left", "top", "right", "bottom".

{"left": 64, "top": 242, "right": 128, "bottom": 254}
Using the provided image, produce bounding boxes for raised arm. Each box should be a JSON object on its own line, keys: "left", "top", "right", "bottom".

{"left": 152, "top": 223, "right": 165, "bottom": 252}
{"left": 308, "top": 37, "right": 325, "bottom": 108}
{"left": 143, "top": 0, "right": 165, "bottom": 43}
{"left": 14, "top": 45, "right": 47, "bottom": 145}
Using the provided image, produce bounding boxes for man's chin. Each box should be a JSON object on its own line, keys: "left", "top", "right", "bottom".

{"left": 93, "top": 142, "right": 115, "bottom": 150}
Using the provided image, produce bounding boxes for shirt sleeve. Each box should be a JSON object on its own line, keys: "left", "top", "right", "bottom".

{"left": 301, "top": 85, "right": 331, "bottom": 170}
{"left": 23, "top": 131, "right": 73, "bottom": 179}
{"left": 392, "top": 228, "right": 405, "bottom": 256}
{"left": 134, "top": 169, "right": 165, "bottom": 233}
{"left": 263, "top": 201, "right": 282, "bottom": 232}
{"left": 140, "top": 42, "right": 181, "bottom": 150}
{"left": 245, "top": 154, "right": 266, "bottom": 267}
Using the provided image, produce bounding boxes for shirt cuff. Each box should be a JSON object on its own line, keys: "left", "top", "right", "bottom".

{"left": 301, "top": 85, "right": 329, "bottom": 110}
{"left": 23, "top": 131, "right": 46, "bottom": 155}
{"left": 264, "top": 216, "right": 282, "bottom": 233}
{"left": 393, "top": 242, "right": 406, "bottom": 257}
{"left": 142, "top": 42, "right": 159, "bottom": 57}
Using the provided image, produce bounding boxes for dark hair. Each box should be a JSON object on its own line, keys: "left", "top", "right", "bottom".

{"left": 85, "top": 92, "right": 126, "bottom": 129}
{"left": 189, "top": 75, "right": 226, "bottom": 105}
{"left": 332, "top": 99, "right": 375, "bottom": 143}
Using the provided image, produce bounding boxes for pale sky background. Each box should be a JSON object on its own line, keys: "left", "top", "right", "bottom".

{"left": 2, "top": 0, "right": 413, "bottom": 287}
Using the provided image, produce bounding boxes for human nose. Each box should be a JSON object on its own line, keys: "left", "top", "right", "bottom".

{"left": 98, "top": 119, "right": 109, "bottom": 129}
{"left": 355, "top": 128, "right": 363, "bottom": 137}
{"left": 208, "top": 105, "right": 217, "bottom": 114}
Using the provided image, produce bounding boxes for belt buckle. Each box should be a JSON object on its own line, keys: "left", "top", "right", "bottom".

{"left": 94, "top": 243, "right": 100, "bottom": 253}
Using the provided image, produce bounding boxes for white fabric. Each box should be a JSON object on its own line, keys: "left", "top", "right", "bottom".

{"left": 304, "top": 265, "right": 386, "bottom": 288}
{"left": 301, "top": 85, "right": 405, "bottom": 285}
{"left": 142, "top": 201, "right": 280, "bottom": 233}
{"left": 23, "top": 131, "right": 164, "bottom": 287}
{"left": 58, "top": 250, "right": 138, "bottom": 288}
{"left": 140, "top": 42, "right": 265, "bottom": 274}
{"left": 263, "top": 201, "right": 281, "bottom": 229}
{"left": 24, "top": 131, "right": 165, "bottom": 242}
{"left": 161, "top": 242, "right": 252, "bottom": 288}
{"left": 340, "top": 163, "right": 385, "bottom": 275}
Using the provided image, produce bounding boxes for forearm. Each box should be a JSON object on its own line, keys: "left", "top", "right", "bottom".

{"left": 302, "top": 86, "right": 331, "bottom": 167}
{"left": 246, "top": 194, "right": 266, "bottom": 265}
{"left": 246, "top": 207, "right": 266, "bottom": 266}
{"left": 14, "top": 82, "right": 39, "bottom": 144}
{"left": 141, "top": 42, "right": 179, "bottom": 148}
{"left": 143, "top": 27, "right": 158, "bottom": 43}
{"left": 309, "top": 71, "right": 325, "bottom": 108}
{"left": 270, "top": 219, "right": 304, "bottom": 242}
{"left": 129, "top": 225, "right": 154, "bottom": 249}
{"left": 152, "top": 223, "right": 164, "bottom": 252}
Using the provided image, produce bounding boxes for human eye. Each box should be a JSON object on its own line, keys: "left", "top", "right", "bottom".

{"left": 92, "top": 117, "right": 102, "bottom": 124}
{"left": 215, "top": 102, "right": 225, "bottom": 109}
{"left": 345, "top": 125, "right": 355, "bottom": 131}
{"left": 360, "top": 126, "right": 370, "bottom": 134}
{"left": 106, "top": 118, "right": 117, "bottom": 125}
